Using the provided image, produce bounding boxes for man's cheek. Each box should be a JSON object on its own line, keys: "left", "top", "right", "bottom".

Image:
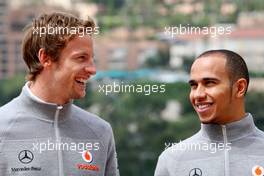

{"left": 189, "top": 93, "right": 194, "bottom": 102}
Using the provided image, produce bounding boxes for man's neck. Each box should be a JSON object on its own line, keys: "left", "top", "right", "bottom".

{"left": 217, "top": 110, "right": 246, "bottom": 125}
{"left": 29, "top": 80, "right": 68, "bottom": 105}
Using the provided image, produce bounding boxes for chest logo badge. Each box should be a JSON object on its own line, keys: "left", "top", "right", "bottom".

{"left": 252, "top": 165, "right": 264, "bottom": 176}
{"left": 189, "top": 168, "right": 202, "bottom": 176}
{"left": 18, "top": 150, "right": 34, "bottom": 164}
{"left": 81, "top": 150, "right": 93, "bottom": 163}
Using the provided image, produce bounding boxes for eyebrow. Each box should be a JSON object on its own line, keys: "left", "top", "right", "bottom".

{"left": 71, "top": 51, "right": 94, "bottom": 58}
{"left": 188, "top": 77, "right": 220, "bottom": 84}
{"left": 188, "top": 80, "right": 196, "bottom": 85}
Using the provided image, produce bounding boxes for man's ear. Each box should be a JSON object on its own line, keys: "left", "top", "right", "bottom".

{"left": 38, "top": 48, "right": 51, "bottom": 67}
{"left": 234, "top": 78, "right": 247, "bottom": 98}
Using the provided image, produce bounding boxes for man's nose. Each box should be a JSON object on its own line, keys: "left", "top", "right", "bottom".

{"left": 84, "top": 63, "right": 96, "bottom": 75}
{"left": 193, "top": 85, "right": 206, "bottom": 100}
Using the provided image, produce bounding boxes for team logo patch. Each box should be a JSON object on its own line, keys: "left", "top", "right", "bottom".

{"left": 189, "top": 168, "right": 202, "bottom": 176}
{"left": 18, "top": 150, "right": 34, "bottom": 164}
{"left": 11, "top": 150, "right": 41, "bottom": 172}
{"left": 252, "top": 165, "right": 264, "bottom": 176}
{"left": 81, "top": 150, "right": 93, "bottom": 163}
{"left": 77, "top": 150, "right": 100, "bottom": 172}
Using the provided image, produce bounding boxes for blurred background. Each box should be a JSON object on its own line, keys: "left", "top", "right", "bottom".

{"left": 0, "top": 0, "right": 264, "bottom": 175}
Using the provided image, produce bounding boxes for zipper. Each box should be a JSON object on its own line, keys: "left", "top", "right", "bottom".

{"left": 54, "top": 105, "right": 64, "bottom": 176}
{"left": 221, "top": 125, "right": 230, "bottom": 176}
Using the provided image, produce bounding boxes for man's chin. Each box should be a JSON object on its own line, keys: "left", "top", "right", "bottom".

{"left": 72, "top": 92, "right": 86, "bottom": 100}
{"left": 198, "top": 115, "right": 214, "bottom": 124}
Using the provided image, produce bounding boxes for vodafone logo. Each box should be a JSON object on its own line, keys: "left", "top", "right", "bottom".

{"left": 77, "top": 150, "right": 99, "bottom": 172}
{"left": 252, "top": 165, "right": 264, "bottom": 176}
{"left": 81, "top": 150, "right": 93, "bottom": 163}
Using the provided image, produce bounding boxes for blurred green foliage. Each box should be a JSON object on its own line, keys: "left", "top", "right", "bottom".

{"left": 91, "top": 0, "right": 264, "bottom": 31}
{"left": 0, "top": 74, "right": 26, "bottom": 106}
{"left": 144, "top": 49, "right": 170, "bottom": 68}
{"left": 249, "top": 71, "right": 264, "bottom": 78}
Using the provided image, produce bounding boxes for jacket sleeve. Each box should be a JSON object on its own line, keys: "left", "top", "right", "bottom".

{"left": 105, "top": 125, "right": 119, "bottom": 176}
{"left": 154, "top": 153, "right": 170, "bottom": 176}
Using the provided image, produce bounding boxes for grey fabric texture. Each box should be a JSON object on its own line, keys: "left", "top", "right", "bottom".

{"left": 155, "top": 114, "right": 264, "bottom": 176}
{"left": 0, "top": 85, "right": 119, "bottom": 176}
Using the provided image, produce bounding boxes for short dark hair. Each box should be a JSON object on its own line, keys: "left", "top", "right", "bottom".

{"left": 197, "top": 49, "right": 249, "bottom": 94}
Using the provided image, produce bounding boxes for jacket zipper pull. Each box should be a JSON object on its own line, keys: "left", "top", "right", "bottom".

{"left": 57, "top": 105, "right": 63, "bottom": 110}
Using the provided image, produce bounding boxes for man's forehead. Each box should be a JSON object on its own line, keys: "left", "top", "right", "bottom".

{"left": 190, "top": 54, "right": 228, "bottom": 80}
{"left": 191, "top": 55, "right": 227, "bottom": 71}
{"left": 65, "top": 35, "right": 93, "bottom": 48}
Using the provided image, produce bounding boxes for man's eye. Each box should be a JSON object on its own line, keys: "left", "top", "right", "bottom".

{"left": 205, "top": 81, "right": 215, "bottom": 86}
{"left": 189, "top": 83, "right": 197, "bottom": 89}
{"left": 77, "top": 56, "right": 85, "bottom": 61}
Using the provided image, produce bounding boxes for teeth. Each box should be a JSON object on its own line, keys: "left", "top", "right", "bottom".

{"left": 197, "top": 104, "right": 211, "bottom": 109}
{"left": 76, "top": 78, "right": 88, "bottom": 84}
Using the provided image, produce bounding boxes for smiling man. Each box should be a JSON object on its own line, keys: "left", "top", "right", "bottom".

{"left": 155, "top": 49, "right": 264, "bottom": 176}
{"left": 0, "top": 12, "right": 119, "bottom": 176}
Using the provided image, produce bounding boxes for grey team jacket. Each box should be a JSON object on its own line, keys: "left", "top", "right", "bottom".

{"left": 0, "top": 85, "right": 119, "bottom": 176}
{"left": 155, "top": 114, "right": 264, "bottom": 176}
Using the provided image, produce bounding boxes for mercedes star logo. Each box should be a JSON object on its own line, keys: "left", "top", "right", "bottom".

{"left": 189, "top": 168, "right": 202, "bottom": 176}
{"left": 18, "top": 150, "right": 34, "bottom": 164}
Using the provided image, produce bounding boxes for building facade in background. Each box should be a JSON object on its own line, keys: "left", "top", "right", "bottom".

{"left": 0, "top": 0, "right": 264, "bottom": 79}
